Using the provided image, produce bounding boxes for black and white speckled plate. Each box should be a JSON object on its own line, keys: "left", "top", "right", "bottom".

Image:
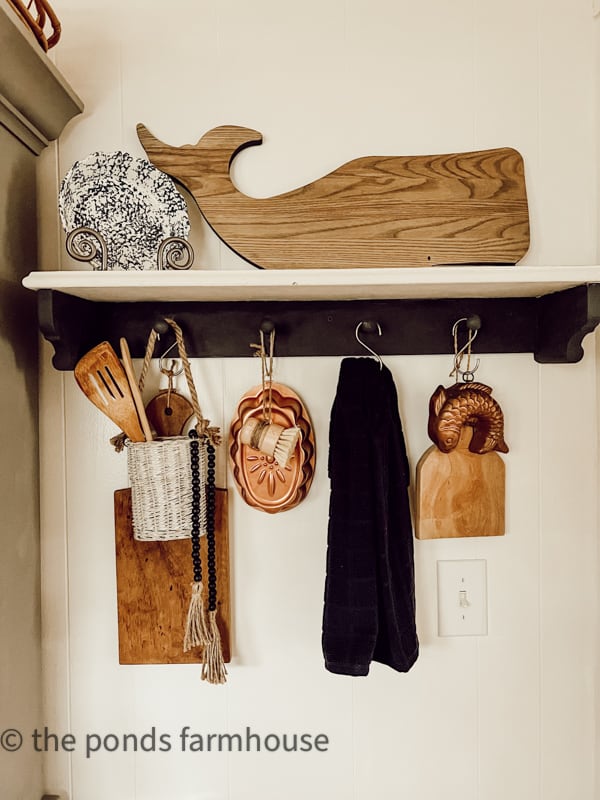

{"left": 58, "top": 151, "right": 190, "bottom": 270}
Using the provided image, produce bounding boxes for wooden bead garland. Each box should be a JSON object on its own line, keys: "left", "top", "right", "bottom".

{"left": 185, "top": 431, "right": 227, "bottom": 685}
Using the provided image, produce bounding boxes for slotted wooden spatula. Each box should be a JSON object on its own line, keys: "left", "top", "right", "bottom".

{"left": 74, "top": 342, "right": 146, "bottom": 442}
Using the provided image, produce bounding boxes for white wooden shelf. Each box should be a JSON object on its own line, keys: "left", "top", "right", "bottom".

{"left": 22, "top": 265, "right": 600, "bottom": 302}
{"left": 22, "top": 266, "right": 600, "bottom": 368}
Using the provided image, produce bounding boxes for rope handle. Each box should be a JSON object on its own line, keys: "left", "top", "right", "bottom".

{"left": 138, "top": 319, "right": 221, "bottom": 446}
{"left": 250, "top": 328, "right": 275, "bottom": 424}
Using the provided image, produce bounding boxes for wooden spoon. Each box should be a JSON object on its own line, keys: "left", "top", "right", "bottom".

{"left": 74, "top": 342, "right": 146, "bottom": 442}
{"left": 145, "top": 390, "right": 194, "bottom": 437}
{"left": 119, "top": 337, "right": 153, "bottom": 442}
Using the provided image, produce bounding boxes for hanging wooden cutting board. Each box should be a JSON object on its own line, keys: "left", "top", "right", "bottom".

{"left": 145, "top": 390, "right": 194, "bottom": 438}
{"left": 137, "top": 123, "right": 530, "bottom": 270}
{"left": 415, "top": 427, "right": 505, "bottom": 539}
{"left": 114, "top": 487, "right": 231, "bottom": 663}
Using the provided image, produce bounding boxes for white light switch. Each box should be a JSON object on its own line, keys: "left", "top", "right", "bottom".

{"left": 437, "top": 559, "right": 488, "bottom": 637}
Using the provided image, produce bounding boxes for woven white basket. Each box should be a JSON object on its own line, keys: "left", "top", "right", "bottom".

{"left": 127, "top": 435, "right": 206, "bottom": 541}
{"left": 126, "top": 317, "right": 218, "bottom": 542}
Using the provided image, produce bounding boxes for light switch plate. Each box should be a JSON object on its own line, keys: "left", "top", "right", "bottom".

{"left": 437, "top": 559, "right": 488, "bottom": 637}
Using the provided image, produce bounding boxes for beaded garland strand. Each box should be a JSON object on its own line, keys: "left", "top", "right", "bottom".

{"left": 187, "top": 432, "right": 227, "bottom": 684}
{"left": 206, "top": 443, "right": 218, "bottom": 614}
{"left": 190, "top": 434, "right": 203, "bottom": 584}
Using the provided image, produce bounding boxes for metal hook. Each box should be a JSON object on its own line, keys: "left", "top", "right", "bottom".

{"left": 159, "top": 339, "right": 184, "bottom": 377}
{"left": 355, "top": 321, "right": 384, "bottom": 370}
{"left": 451, "top": 316, "right": 481, "bottom": 381}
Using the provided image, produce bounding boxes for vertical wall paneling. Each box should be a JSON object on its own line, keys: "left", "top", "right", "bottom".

{"left": 537, "top": 0, "right": 596, "bottom": 266}
{"left": 474, "top": 357, "right": 541, "bottom": 800}
{"left": 539, "top": 358, "right": 597, "bottom": 799}
{"left": 37, "top": 1, "right": 600, "bottom": 798}
{"left": 39, "top": 350, "right": 71, "bottom": 797}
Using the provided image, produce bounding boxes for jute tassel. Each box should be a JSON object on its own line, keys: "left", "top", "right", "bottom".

{"left": 201, "top": 610, "right": 228, "bottom": 685}
{"left": 183, "top": 581, "right": 210, "bottom": 651}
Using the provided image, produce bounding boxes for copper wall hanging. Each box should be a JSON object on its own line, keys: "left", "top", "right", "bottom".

{"left": 229, "top": 325, "right": 315, "bottom": 513}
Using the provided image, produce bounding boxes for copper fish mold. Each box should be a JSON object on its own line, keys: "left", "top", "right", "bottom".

{"left": 229, "top": 383, "right": 316, "bottom": 513}
{"left": 428, "top": 381, "right": 509, "bottom": 455}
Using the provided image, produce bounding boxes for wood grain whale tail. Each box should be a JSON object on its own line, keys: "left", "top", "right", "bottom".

{"left": 137, "top": 122, "right": 263, "bottom": 198}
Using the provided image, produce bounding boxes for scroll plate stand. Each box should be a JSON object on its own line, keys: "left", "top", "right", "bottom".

{"left": 65, "top": 226, "right": 194, "bottom": 271}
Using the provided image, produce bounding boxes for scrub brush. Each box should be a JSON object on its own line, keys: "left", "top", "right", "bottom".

{"left": 239, "top": 417, "right": 300, "bottom": 467}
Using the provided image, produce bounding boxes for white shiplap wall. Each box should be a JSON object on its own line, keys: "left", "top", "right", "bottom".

{"left": 37, "top": 1, "right": 599, "bottom": 798}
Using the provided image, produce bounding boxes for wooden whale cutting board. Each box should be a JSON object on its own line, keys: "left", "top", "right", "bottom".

{"left": 114, "top": 487, "right": 231, "bottom": 663}
{"left": 138, "top": 124, "right": 530, "bottom": 270}
{"left": 415, "top": 427, "right": 505, "bottom": 539}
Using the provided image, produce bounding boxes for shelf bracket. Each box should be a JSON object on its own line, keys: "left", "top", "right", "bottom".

{"left": 535, "top": 284, "right": 600, "bottom": 363}
{"left": 38, "top": 289, "right": 98, "bottom": 370}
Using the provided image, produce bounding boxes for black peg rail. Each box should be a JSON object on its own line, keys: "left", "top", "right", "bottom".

{"left": 37, "top": 283, "right": 600, "bottom": 370}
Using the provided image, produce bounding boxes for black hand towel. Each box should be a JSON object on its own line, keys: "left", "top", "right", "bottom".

{"left": 322, "top": 358, "right": 419, "bottom": 676}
